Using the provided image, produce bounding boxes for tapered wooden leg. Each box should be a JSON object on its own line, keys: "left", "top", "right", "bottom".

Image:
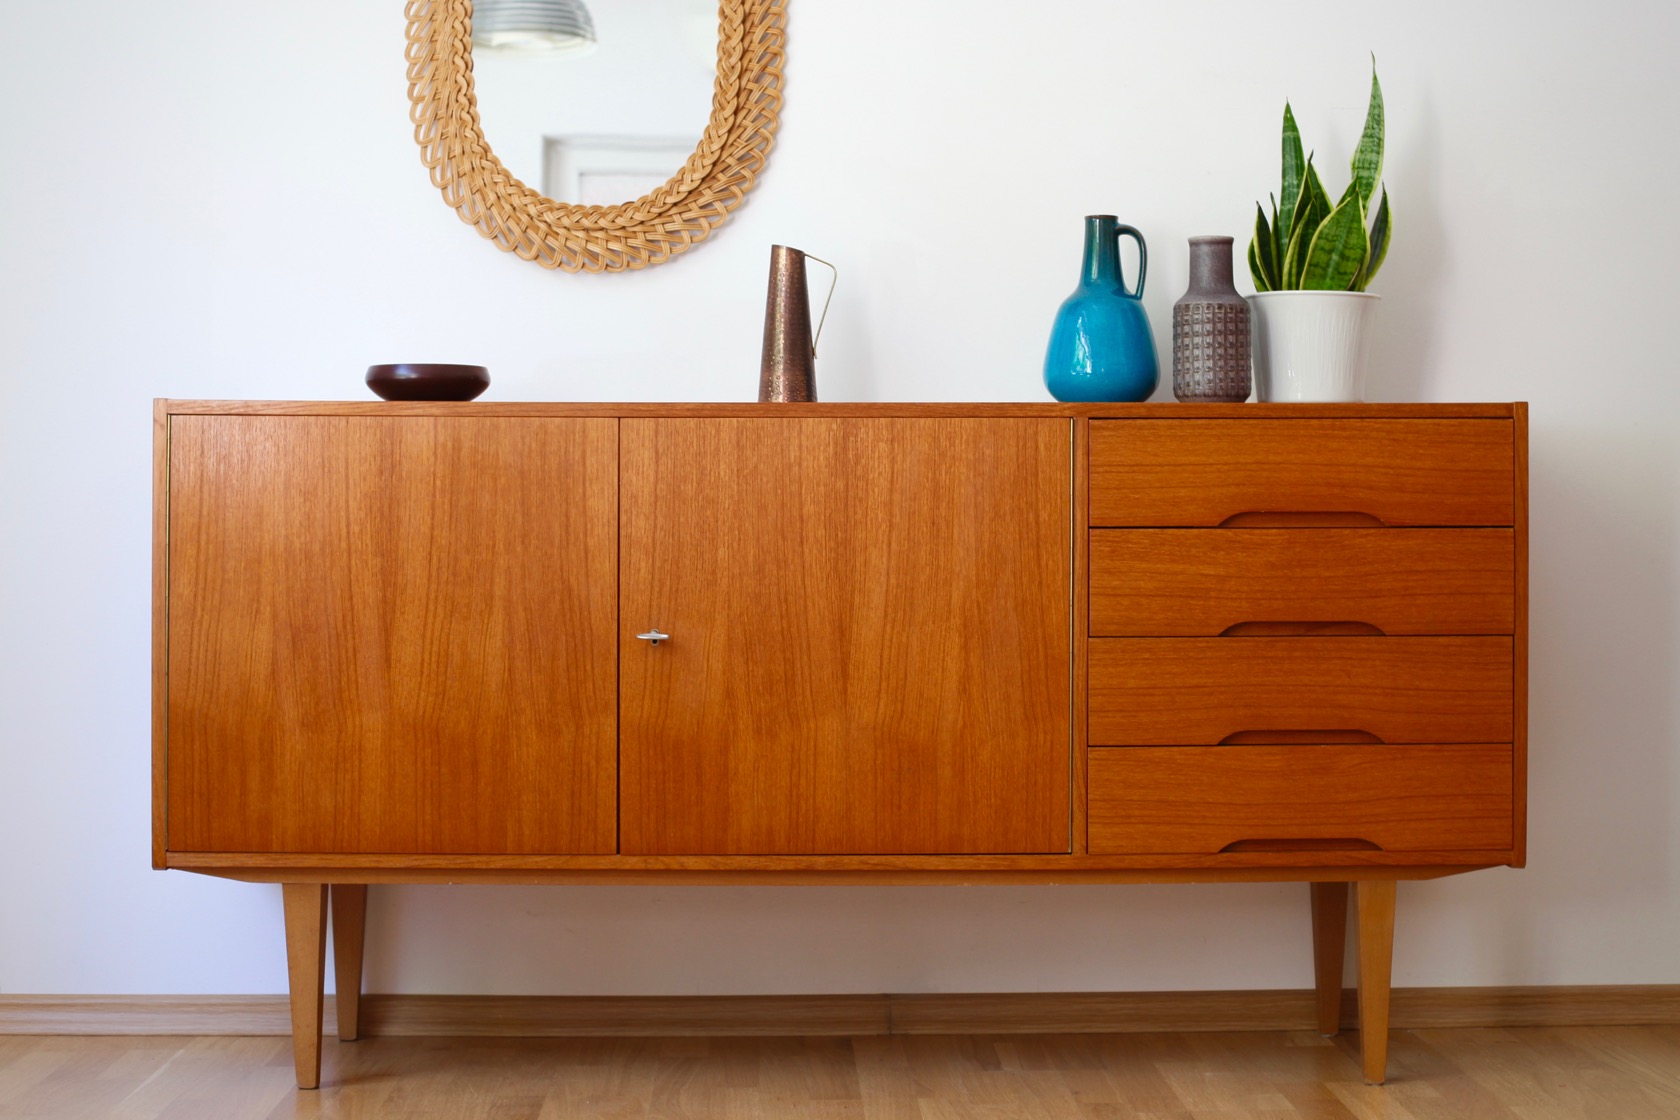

{"left": 1310, "top": 882, "right": 1349, "bottom": 1035}
{"left": 1355, "top": 879, "right": 1397, "bottom": 1085}
{"left": 282, "top": 883, "right": 329, "bottom": 1090}
{"left": 331, "top": 884, "right": 368, "bottom": 1042}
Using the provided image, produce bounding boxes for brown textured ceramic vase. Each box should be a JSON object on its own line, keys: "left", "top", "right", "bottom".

{"left": 1172, "top": 236, "right": 1252, "bottom": 402}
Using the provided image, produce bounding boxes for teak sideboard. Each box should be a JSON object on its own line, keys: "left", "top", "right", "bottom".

{"left": 152, "top": 400, "right": 1528, "bottom": 1088}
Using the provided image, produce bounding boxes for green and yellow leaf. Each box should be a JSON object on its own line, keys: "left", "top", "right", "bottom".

{"left": 1279, "top": 104, "right": 1305, "bottom": 262}
{"left": 1350, "top": 62, "right": 1385, "bottom": 212}
{"left": 1270, "top": 194, "right": 1282, "bottom": 280}
{"left": 1251, "top": 203, "right": 1277, "bottom": 291}
{"left": 1249, "top": 239, "right": 1270, "bottom": 293}
{"left": 1283, "top": 158, "right": 1331, "bottom": 288}
{"left": 1354, "top": 187, "right": 1390, "bottom": 291}
{"left": 1300, "top": 194, "right": 1370, "bottom": 290}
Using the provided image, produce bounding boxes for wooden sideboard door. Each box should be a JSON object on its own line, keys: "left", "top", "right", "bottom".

{"left": 619, "top": 418, "right": 1073, "bottom": 855}
{"left": 166, "top": 416, "right": 619, "bottom": 855}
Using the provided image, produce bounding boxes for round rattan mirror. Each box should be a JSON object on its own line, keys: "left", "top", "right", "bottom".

{"left": 404, "top": 0, "right": 786, "bottom": 273}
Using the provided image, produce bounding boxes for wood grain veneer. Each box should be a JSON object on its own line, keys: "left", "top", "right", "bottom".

{"left": 1090, "top": 528, "right": 1515, "bottom": 636}
{"left": 1087, "top": 745, "right": 1513, "bottom": 855}
{"left": 165, "top": 416, "right": 618, "bottom": 855}
{"left": 1089, "top": 418, "right": 1517, "bottom": 527}
{"left": 618, "top": 418, "right": 1072, "bottom": 855}
{"left": 1088, "top": 636, "right": 1514, "bottom": 745}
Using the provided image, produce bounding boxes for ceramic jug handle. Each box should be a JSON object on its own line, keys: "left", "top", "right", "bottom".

{"left": 1114, "top": 225, "right": 1147, "bottom": 297}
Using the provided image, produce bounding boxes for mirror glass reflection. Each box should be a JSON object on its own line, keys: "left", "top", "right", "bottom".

{"left": 471, "top": 0, "right": 719, "bottom": 206}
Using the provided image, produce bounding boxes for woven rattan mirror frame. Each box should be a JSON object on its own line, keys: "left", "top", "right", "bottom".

{"left": 404, "top": 0, "right": 785, "bottom": 273}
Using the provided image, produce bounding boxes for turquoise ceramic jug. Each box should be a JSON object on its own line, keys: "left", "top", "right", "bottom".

{"left": 1044, "top": 216, "right": 1159, "bottom": 402}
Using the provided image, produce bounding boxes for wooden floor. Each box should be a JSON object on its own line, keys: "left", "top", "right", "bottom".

{"left": 4, "top": 1027, "right": 1680, "bottom": 1120}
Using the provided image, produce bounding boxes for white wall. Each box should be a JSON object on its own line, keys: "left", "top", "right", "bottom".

{"left": 2, "top": 0, "right": 1675, "bottom": 998}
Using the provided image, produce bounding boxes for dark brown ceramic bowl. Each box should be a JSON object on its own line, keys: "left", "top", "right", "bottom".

{"left": 366, "top": 363, "right": 490, "bottom": 401}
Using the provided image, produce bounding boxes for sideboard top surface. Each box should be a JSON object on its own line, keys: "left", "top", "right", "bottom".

{"left": 155, "top": 400, "right": 1523, "bottom": 419}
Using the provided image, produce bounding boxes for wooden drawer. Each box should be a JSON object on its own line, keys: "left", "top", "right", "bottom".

{"left": 1088, "top": 637, "right": 1513, "bottom": 745}
{"left": 1087, "top": 744, "right": 1513, "bottom": 854}
{"left": 1089, "top": 419, "right": 1515, "bottom": 527}
{"left": 1090, "top": 529, "right": 1515, "bottom": 636}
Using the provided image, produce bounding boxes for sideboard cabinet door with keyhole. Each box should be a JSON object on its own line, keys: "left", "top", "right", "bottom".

{"left": 617, "top": 417, "right": 1074, "bottom": 856}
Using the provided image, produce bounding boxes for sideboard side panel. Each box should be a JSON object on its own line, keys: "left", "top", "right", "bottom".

{"left": 153, "top": 402, "right": 171, "bottom": 869}
{"left": 1512, "top": 404, "right": 1529, "bottom": 866}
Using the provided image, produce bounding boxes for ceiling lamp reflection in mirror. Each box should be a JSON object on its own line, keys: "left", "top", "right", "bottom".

{"left": 471, "top": 0, "right": 598, "bottom": 54}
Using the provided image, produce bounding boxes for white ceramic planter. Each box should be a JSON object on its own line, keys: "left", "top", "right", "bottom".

{"left": 1250, "top": 291, "right": 1380, "bottom": 402}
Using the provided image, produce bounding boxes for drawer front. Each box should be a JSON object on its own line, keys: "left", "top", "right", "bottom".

{"left": 1088, "top": 744, "right": 1514, "bottom": 854}
{"left": 1090, "top": 528, "right": 1515, "bottom": 636}
{"left": 1089, "top": 419, "right": 1515, "bottom": 527}
{"left": 1088, "top": 637, "right": 1513, "bottom": 744}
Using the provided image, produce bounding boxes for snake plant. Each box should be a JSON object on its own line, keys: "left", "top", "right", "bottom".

{"left": 1249, "top": 64, "right": 1390, "bottom": 292}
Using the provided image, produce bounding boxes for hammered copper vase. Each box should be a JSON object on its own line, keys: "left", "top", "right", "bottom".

{"left": 759, "top": 245, "right": 817, "bottom": 402}
{"left": 1172, "top": 236, "right": 1252, "bottom": 402}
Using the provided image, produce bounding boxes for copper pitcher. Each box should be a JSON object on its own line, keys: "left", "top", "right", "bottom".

{"left": 758, "top": 245, "right": 836, "bottom": 402}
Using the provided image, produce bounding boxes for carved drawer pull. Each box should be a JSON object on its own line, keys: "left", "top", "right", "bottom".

{"left": 1218, "top": 621, "right": 1388, "bottom": 637}
{"left": 1218, "top": 511, "right": 1387, "bottom": 528}
{"left": 1220, "top": 838, "right": 1384, "bottom": 853}
{"left": 1218, "top": 730, "right": 1385, "bottom": 745}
